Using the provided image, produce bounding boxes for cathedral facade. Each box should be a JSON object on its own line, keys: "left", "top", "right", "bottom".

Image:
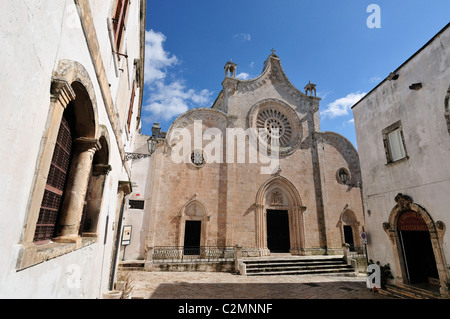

{"left": 125, "top": 53, "right": 364, "bottom": 259}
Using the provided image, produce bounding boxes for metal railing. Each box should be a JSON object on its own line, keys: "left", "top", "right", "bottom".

{"left": 152, "top": 246, "right": 236, "bottom": 264}
{"left": 347, "top": 244, "right": 367, "bottom": 259}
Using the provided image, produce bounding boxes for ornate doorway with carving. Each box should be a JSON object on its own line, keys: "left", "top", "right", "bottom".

{"left": 397, "top": 210, "right": 439, "bottom": 284}
{"left": 384, "top": 193, "right": 448, "bottom": 295}
{"left": 255, "top": 176, "right": 304, "bottom": 256}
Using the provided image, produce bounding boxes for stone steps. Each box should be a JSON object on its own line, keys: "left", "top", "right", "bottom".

{"left": 241, "top": 256, "right": 355, "bottom": 276}
{"left": 379, "top": 283, "right": 444, "bottom": 299}
{"left": 119, "top": 260, "right": 145, "bottom": 271}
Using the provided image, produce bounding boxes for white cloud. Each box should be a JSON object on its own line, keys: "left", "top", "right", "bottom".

{"left": 233, "top": 33, "right": 251, "bottom": 41}
{"left": 370, "top": 76, "right": 382, "bottom": 84}
{"left": 236, "top": 72, "right": 251, "bottom": 80}
{"left": 321, "top": 92, "right": 366, "bottom": 119}
{"left": 143, "top": 29, "right": 213, "bottom": 122}
{"left": 144, "top": 30, "right": 178, "bottom": 83}
{"left": 348, "top": 118, "right": 355, "bottom": 124}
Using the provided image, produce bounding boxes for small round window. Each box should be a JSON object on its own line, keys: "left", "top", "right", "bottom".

{"left": 336, "top": 168, "right": 350, "bottom": 185}
{"left": 191, "top": 151, "right": 205, "bottom": 167}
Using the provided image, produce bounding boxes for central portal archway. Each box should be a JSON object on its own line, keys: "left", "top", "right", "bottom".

{"left": 255, "top": 176, "right": 304, "bottom": 256}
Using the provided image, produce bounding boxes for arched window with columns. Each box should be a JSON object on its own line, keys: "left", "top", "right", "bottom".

{"left": 18, "top": 60, "right": 104, "bottom": 270}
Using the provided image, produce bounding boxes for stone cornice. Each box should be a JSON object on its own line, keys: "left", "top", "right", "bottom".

{"left": 166, "top": 108, "right": 231, "bottom": 142}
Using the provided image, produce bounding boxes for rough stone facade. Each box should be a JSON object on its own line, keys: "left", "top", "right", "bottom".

{"left": 124, "top": 53, "right": 364, "bottom": 261}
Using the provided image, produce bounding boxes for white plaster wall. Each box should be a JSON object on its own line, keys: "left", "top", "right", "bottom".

{"left": 121, "top": 134, "right": 152, "bottom": 260}
{"left": 0, "top": 0, "right": 143, "bottom": 298}
{"left": 353, "top": 26, "right": 450, "bottom": 277}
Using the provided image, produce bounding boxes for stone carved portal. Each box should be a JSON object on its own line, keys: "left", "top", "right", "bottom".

{"left": 384, "top": 194, "right": 448, "bottom": 294}
{"left": 255, "top": 176, "right": 304, "bottom": 256}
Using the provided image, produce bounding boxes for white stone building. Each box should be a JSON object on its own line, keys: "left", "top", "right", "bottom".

{"left": 352, "top": 23, "right": 450, "bottom": 295}
{"left": 0, "top": 0, "right": 146, "bottom": 298}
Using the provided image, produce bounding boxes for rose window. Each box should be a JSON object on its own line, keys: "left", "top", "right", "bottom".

{"left": 256, "top": 109, "right": 293, "bottom": 147}
{"left": 191, "top": 151, "right": 205, "bottom": 167}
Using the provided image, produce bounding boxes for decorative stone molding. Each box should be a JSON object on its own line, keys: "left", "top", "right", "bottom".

{"left": 93, "top": 164, "right": 112, "bottom": 176}
{"left": 270, "top": 191, "right": 283, "bottom": 206}
{"left": 394, "top": 193, "right": 413, "bottom": 211}
{"left": 166, "top": 108, "right": 230, "bottom": 144}
{"left": 50, "top": 76, "right": 76, "bottom": 106}
{"left": 73, "top": 137, "right": 102, "bottom": 152}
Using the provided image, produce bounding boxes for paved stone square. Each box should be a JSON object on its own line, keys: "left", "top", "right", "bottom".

{"left": 129, "top": 271, "right": 395, "bottom": 299}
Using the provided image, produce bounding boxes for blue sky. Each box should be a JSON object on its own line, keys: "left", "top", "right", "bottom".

{"left": 142, "top": 0, "right": 450, "bottom": 148}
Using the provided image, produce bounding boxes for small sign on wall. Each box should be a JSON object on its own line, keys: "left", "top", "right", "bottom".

{"left": 361, "top": 232, "right": 367, "bottom": 245}
{"left": 121, "top": 225, "right": 132, "bottom": 246}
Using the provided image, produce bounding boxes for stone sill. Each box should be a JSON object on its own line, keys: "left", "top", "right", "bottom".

{"left": 16, "top": 237, "right": 98, "bottom": 271}
{"left": 385, "top": 156, "right": 409, "bottom": 167}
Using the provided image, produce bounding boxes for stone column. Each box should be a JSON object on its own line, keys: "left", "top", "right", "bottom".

{"left": 289, "top": 206, "right": 303, "bottom": 255}
{"left": 82, "top": 164, "right": 112, "bottom": 237}
{"left": 54, "top": 137, "right": 101, "bottom": 245}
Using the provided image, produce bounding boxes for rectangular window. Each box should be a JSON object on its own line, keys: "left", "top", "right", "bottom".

{"left": 127, "top": 81, "right": 136, "bottom": 133}
{"left": 129, "top": 200, "right": 144, "bottom": 210}
{"left": 112, "top": 0, "right": 129, "bottom": 52}
{"left": 382, "top": 121, "right": 408, "bottom": 164}
{"left": 388, "top": 128, "right": 406, "bottom": 162}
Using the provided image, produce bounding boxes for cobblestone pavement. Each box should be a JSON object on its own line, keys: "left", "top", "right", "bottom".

{"left": 129, "top": 271, "right": 395, "bottom": 299}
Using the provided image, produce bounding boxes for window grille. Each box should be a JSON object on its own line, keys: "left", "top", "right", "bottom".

{"left": 34, "top": 115, "right": 73, "bottom": 242}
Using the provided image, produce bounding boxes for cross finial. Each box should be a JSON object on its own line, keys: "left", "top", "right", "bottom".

{"left": 271, "top": 48, "right": 276, "bottom": 54}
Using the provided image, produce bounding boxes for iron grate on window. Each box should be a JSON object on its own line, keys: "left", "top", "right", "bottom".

{"left": 34, "top": 115, "right": 73, "bottom": 242}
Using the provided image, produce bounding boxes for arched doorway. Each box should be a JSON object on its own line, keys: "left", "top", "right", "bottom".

{"left": 384, "top": 193, "right": 448, "bottom": 294}
{"left": 397, "top": 210, "right": 439, "bottom": 284}
{"left": 177, "top": 198, "right": 209, "bottom": 254}
{"left": 338, "top": 209, "right": 361, "bottom": 252}
{"left": 255, "top": 176, "right": 304, "bottom": 256}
